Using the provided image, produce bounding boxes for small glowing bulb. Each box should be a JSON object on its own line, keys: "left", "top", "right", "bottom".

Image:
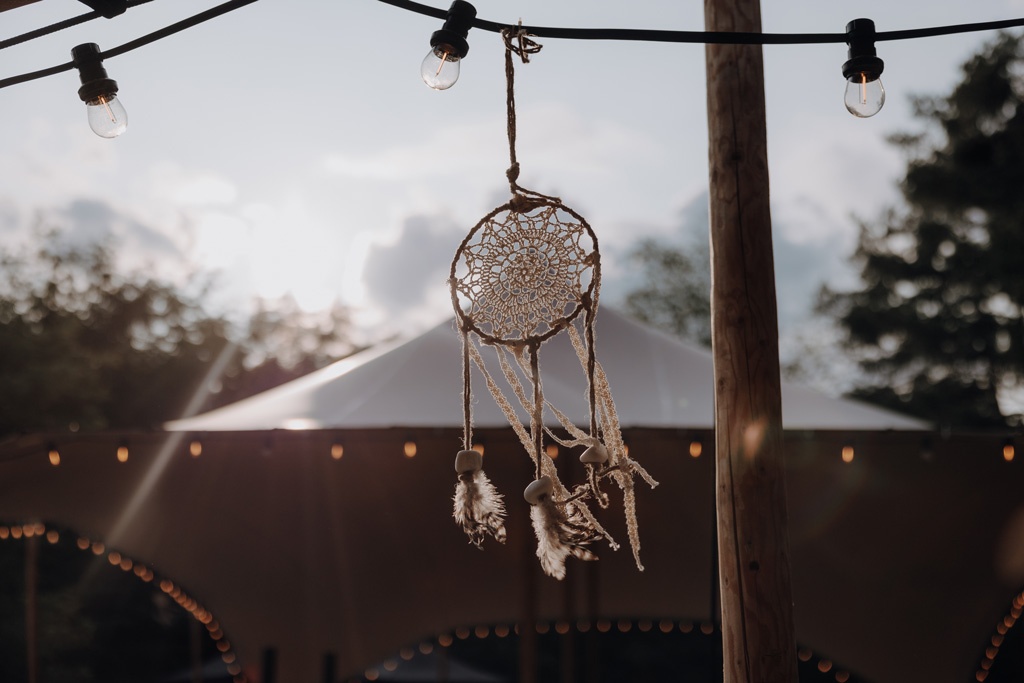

{"left": 85, "top": 93, "right": 127, "bottom": 138}
{"left": 842, "top": 445, "right": 855, "bottom": 463}
{"left": 689, "top": 440, "right": 702, "bottom": 458}
{"left": 116, "top": 444, "right": 129, "bottom": 462}
{"left": 331, "top": 443, "right": 344, "bottom": 460}
{"left": 472, "top": 442, "right": 485, "bottom": 455}
{"left": 545, "top": 443, "right": 559, "bottom": 459}
{"left": 1004, "top": 442, "right": 1015, "bottom": 462}
{"left": 403, "top": 441, "right": 417, "bottom": 458}
{"left": 48, "top": 447, "right": 60, "bottom": 466}
{"left": 421, "top": 45, "right": 461, "bottom": 90}
{"left": 844, "top": 73, "right": 885, "bottom": 118}
{"left": 189, "top": 440, "right": 203, "bottom": 457}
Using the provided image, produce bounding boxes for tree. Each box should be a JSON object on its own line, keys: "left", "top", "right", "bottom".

{"left": 624, "top": 237, "right": 712, "bottom": 347}
{"left": 0, "top": 230, "right": 358, "bottom": 679}
{"left": 820, "top": 32, "right": 1024, "bottom": 430}
{"left": 0, "top": 230, "right": 357, "bottom": 435}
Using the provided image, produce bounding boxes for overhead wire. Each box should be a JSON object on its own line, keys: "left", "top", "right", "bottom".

{"left": 377, "top": 0, "right": 1024, "bottom": 44}
{"left": 0, "top": 0, "right": 259, "bottom": 91}
{"left": 0, "top": 0, "right": 1023, "bottom": 92}
{"left": 0, "top": 0, "right": 154, "bottom": 51}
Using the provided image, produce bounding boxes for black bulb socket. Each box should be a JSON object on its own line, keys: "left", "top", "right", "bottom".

{"left": 842, "top": 18, "right": 884, "bottom": 83}
{"left": 71, "top": 43, "right": 118, "bottom": 103}
{"left": 429, "top": 0, "right": 476, "bottom": 59}
{"left": 77, "top": 0, "right": 127, "bottom": 18}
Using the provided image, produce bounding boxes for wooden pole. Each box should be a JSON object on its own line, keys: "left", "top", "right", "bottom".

{"left": 703, "top": 0, "right": 799, "bottom": 681}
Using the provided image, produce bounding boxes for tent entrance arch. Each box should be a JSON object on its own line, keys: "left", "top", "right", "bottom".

{"left": 0, "top": 518, "right": 242, "bottom": 682}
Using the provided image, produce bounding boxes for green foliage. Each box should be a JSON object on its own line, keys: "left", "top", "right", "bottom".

{"left": 0, "top": 230, "right": 358, "bottom": 677}
{"left": 0, "top": 230, "right": 356, "bottom": 436}
{"left": 624, "top": 237, "right": 712, "bottom": 347}
{"left": 820, "top": 32, "right": 1024, "bottom": 429}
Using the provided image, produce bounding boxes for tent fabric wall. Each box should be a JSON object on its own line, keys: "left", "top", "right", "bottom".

{"left": 1, "top": 429, "right": 1020, "bottom": 682}
{"left": 5, "top": 309, "right": 1006, "bottom": 682}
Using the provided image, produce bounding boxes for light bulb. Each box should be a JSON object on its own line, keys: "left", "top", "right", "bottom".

{"left": 421, "top": 45, "right": 461, "bottom": 90}
{"left": 841, "top": 19, "right": 885, "bottom": 119}
{"left": 86, "top": 93, "right": 128, "bottom": 138}
{"left": 72, "top": 43, "right": 127, "bottom": 138}
{"left": 844, "top": 74, "right": 884, "bottom": 118}
{"left": 421, "top": 1, "right": 475, "bottom": 91}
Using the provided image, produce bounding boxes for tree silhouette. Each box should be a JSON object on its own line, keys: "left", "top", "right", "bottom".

{"left": 624, "top": 237, "right": 712, "bottom": 347}
{"left": 820, "top": 32, "right": 1024, "bottom": 430}
{"left": 0, "top": 230, "right": 357, "bottom": 435}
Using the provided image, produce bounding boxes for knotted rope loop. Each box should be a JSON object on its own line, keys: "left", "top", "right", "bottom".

{"left": 502, "top": 22, "right": 542, "bottom": 63}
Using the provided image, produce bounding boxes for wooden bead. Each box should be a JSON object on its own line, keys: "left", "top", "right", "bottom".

{"left": 580, "top": 444, "right": 609, "bottom": 464}
{"left": 454, "top": 449, "right": 483, "bottom": 474}
{"left": 523, "top": 476, "right": 553, "bottom": 505}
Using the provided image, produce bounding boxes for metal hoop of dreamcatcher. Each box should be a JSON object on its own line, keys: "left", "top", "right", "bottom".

{"left": 447, "top": 27, "right": 657, "bottom": 580}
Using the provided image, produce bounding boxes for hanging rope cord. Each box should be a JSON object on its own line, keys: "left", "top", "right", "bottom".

{"left": 504, "top": 27, "right": 600, "bottom": 448}
{"left": 451, "top": 28, "right": 604, "bottom": 473}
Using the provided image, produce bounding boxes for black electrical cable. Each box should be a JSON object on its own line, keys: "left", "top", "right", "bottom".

{"left": 0, "top": 0, "right": 155, "bottom": 52}
{"left": 0, "top": 0, "right": 259, "bottom": 91}
{"left": 2, "top": 0, "right": 1024, "bottom": 93}
{"left": 378, "top": 0, "right": 1024, "bottom": 45}
{"left": 102, "top": 0, "right": 258, "bottom": 59}
{"left": 0, "top": 10, "right": 102, "bottom": 51}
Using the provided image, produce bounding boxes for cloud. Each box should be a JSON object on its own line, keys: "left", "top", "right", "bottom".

{"left": 362, "top": 214, "right": 462, "bottom": 315}
{"left": 600, "top": 189, "right": 852, "bottom": 331}
{"left": 148, "top": 164, "right": 239, "bottom": 207}
{"left": 321, "top": 102, "right": 673, "bottom": 224}
{"left": 58, "top": 199, "right": 182, "bottom": 259}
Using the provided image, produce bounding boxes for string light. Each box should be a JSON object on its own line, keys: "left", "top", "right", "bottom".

{"left": 364, "top": 618, "right": 860, "bottom": 682}
{"left": 0, "top": 519, "right": 244, "bottom": 679}
{"left": 47, "top": 443, "right": 60, "bottom": 466}
{"left": 977, "top": 588, "right": 1024, "bottom": 681}
{"left": 71, "top": 43, "right": 127, "bottom": 137}
{"left": 842, "top": 19, "right": 885, "bottom": 118}
{"left": 1003, "top": 438, "right": 1015, "bottom": 462}
{"left": 330, "top": 441, "right": 344, "bottom": 460}
{"left": 403, "top": 440, "right": 417, "bottom": 458}
{"left": 117, "top": 441, "right": 129, "bottom": 462}
{"left": 689, "top": 439, "right": 703, "bottom": 458}
{"left": 420, "top": 0, "right": 476, "bottom": 90}
{"left": 841, "top": 444, "right": 855, "bottom": 463}
{"left": 189, "top": 439, "right": 203, "bottom": 457}
{"left": 0, "top": 0, "right": 1021, "bottom": 135}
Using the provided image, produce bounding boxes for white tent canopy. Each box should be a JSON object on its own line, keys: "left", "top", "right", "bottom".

{"left": 13, "top": 310, "right": 1016, "bottom": 683}
{"left": 169, "top": 308, "right": 926, "bottom": 433}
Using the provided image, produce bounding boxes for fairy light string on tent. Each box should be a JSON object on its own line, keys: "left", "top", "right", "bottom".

{"left": 0, "top": 519, "right": 248, "bottom": 682}
{"left": 448, "top": 26, "right": 657, "bottom": 580}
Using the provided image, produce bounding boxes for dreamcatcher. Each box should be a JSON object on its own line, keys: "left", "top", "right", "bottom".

{"left": 449, "top": 28, "right": 657, "bottom": 580}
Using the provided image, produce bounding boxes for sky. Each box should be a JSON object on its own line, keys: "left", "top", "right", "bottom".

{"left": 1, "top": 0, "right": 1022, "bottom": 366}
